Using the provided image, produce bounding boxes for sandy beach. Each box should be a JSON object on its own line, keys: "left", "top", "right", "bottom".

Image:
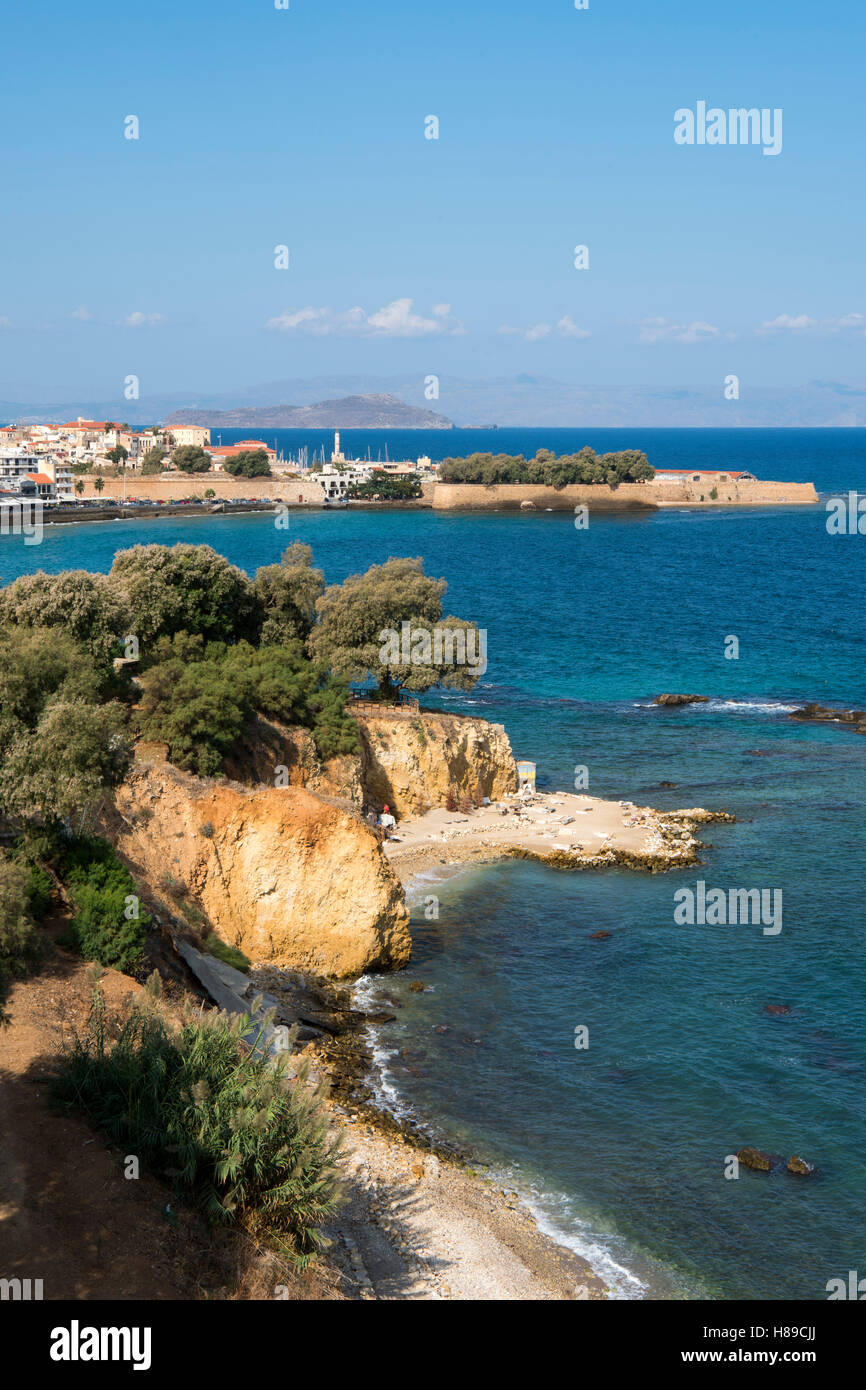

{"left": 382, "top": 788, "right": 724, "bottom": 884}
{"left": 322, "top": 1109, "right": 609, "bottom": 1300}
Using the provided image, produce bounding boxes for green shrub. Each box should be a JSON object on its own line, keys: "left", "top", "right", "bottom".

{"left": 0, "top": 853, "right": 44, "bottom": 1023}
{"left": 180, "top": 899, "right": 207, "bottom": 932}
{"left": 136, "top": 655, "right": 247, "bottom": 777}
{"left": 222, "top": 449, "right": 271, "bottom": 478}
{"left": 5, "top": 841, "right": 55, "bottom": 921}
{"left": 25, "top": 862, "right": 53, "bottom": 920}
{"left": 346, "top": 472, "right": 422, "bottom": 500}
{"left": 204, "top": 933, "right": 250, "bottom": 974}
{"left": 59, "top": 837, "right": 148, "bottom": 972}
{"left": 136, "top": 638, "right": 358, "bottom": 775}
{"left": 52, "top": 978, "right": 342, "bottom": 1257}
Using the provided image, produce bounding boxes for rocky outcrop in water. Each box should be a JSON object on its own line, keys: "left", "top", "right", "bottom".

{"left": 786, "top": 1155, "right": 816, "bottom": 1176}
{"left": 737, "top": 1146, "right": 773, "bottom": 1172}
{"left": 789, "top": 703, "right": 866, "bottom": 733}
{"left": 653, "top": 693, "right": 709, "bottom": 707}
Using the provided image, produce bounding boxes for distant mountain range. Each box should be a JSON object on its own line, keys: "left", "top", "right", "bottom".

{"left": 3, "top": 376, "right": 866, "bottom": 428}
{"left": 163, "top": 393, "right": 454, "bottom": 429}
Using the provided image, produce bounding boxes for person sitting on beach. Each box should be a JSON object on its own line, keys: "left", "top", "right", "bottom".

{"left": 378, "top": 804, "right": 396, "bottom": 838}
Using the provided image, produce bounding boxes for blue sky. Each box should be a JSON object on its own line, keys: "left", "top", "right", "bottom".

{"left": 1, "top": 0, "right": 864, "bottom": 403}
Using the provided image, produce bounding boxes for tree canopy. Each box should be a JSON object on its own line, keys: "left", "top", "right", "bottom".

{"left": 0, "top": 569, "right": 131, "bottom": 666}
{"left": 222, "top": 449, "right": 271, "bottom": 478}
{"left": 252, "top": 542, "right": 324, "bottom": 645}
{"left": 0, "top": 541, "right": 484, "bottom": 823}
{"left": 438, "top": 448, "right": 654, "bottom": 488}
{"left": 308, "top": 556, "right": 484, "bottom": 696}
{"left": 347, "top": 472, "right": 422, "bottom": 500}
{"left": 109, "top": 543, "right": 258, "bottom": 649}
{"left": 0, "top": 627, "right": 131, "bottom": 831}
{"left": 140, "top": 447, "right": 166, "bottom": 474}
{"left": 172, "top": 445, "right": 212, "bottom": 474}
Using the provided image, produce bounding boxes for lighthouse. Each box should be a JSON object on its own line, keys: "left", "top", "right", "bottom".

{"left": 331, "top": 431, "right": 345, "bottom": 463}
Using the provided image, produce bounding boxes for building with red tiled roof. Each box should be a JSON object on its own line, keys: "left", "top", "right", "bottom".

{"left": 24, "top": 472, "right": 56, "bottom": 497}
{"left": 204, "top": 440, "right": 277, "bottom": 469}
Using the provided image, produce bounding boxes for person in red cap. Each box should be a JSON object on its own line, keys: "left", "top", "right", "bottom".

{"left": 378, "top": 804, "right": 396, "bottom": 838}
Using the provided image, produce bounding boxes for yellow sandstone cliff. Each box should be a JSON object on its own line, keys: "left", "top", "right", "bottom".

{"left": 110, "top": 751, "right": 410, "bottom": 977}
{"left": 222, "top": 708, "right": 519, "bottom": 819}
{"left": 355, "top": 708, "right": 518, "bottom": 817}
{"left": 107, "top": 708, "right": 518, "bottom": 977}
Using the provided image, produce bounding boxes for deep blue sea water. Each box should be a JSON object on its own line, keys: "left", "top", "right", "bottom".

{"left": 2, "top": 428, "right": 865, "bottom": 1300}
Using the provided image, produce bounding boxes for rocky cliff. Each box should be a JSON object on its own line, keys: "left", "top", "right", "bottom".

{"left": 222, "top": 708, "right": 518, "bottom": 821}
{"left": 355, "top": 709, "right": 517, "bottom": 817}
{"left": 108, "top": 750, "right": 410, "bottom": 978}
{"left": 105, "top": 707, "right": 516, "bottom": 977}
{"left": 223, "top": 716, "right": 365, "bottom": 809}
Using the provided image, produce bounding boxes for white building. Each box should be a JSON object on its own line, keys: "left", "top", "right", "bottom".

{"left": 309, "top": 461, "right": 373, "bottom": 498}
{"left": 168, "top": 425, "right": 211, "bottom": 448}
{"left": 0, "top": 445, "right": 45, "bottom": 487}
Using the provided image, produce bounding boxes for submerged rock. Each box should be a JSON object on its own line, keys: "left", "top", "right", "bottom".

{"left": 763, "top": 1004, "right": 792, "bottom": 1016}
{"left": 737, "top": 1146, "right": 773, "bottom": 1172}
{"left": 787, "top": 1155, "right": 816, "bottom": 1176}
{"left": 588, "top": 930, "right": 611, "bottom": 940}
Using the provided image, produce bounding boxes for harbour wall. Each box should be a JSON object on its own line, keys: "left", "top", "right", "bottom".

{"left": 431, "top": 480, "right": 819, "bottom": 510}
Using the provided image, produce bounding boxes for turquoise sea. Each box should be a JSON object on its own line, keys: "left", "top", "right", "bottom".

{"left": 3, "top": 428, "right": 865, "bottom": 1300}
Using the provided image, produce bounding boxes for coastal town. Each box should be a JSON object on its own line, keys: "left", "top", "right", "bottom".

{"left": 0, "top": 419, "right": 438, "bottom": 506}
{"left": 0, "top": 419, "right": 818, "bottom": 514}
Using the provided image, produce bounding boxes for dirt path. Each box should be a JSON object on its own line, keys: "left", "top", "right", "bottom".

{"left": 0, "top": 946, "right": 213, "bottom": 1300}
{"left": 0, "top": 942, "right": 338, "bottom": 1302}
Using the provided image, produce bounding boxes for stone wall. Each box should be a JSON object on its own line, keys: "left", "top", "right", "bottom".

{"left": 652, "top": 478, "right": 818, "bottom": 505}
{"left": 432, "top": 479, "right": 818, "bottom": 510}
{"left": 75, "top": 472, "right": 327, "bottom": 503}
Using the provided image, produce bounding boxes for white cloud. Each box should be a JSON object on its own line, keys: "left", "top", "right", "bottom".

{"left": 758, "top": 312, "right": 865, "bottom": 336}
{"left": 828, "top": 313, "right": 864, "bottom": 330}
{"left": 266, "top": 298, "right": 464, "bottom": 338}
{"left": 499, "top": 315, "right": 590, "bottom": 342}
{"left": 72, "top": 306, "right": 92, "bottom": 321}
{"left": 756, "top": 313, "right": 817, "bottom": 335}
{"left": 123, "top": 311, "right": 165, "bottom": 327}
{"left": 0, "top": 315, "right": 11, "bottom": 328}
{"left": 556, "top": 315, "right": 591, "bottom": 339}
{"left": 637, "top": 317, "right": 721, "bottom": 345}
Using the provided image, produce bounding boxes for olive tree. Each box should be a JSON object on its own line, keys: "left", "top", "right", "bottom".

{"left": 308, "top": 557, "right": 485, "bottom": 698}
{"left": 252, "top": 542, "right": 324, "bottom": 645}
{"left": 109, "top": 543, "right": 259, "bottom": 648}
